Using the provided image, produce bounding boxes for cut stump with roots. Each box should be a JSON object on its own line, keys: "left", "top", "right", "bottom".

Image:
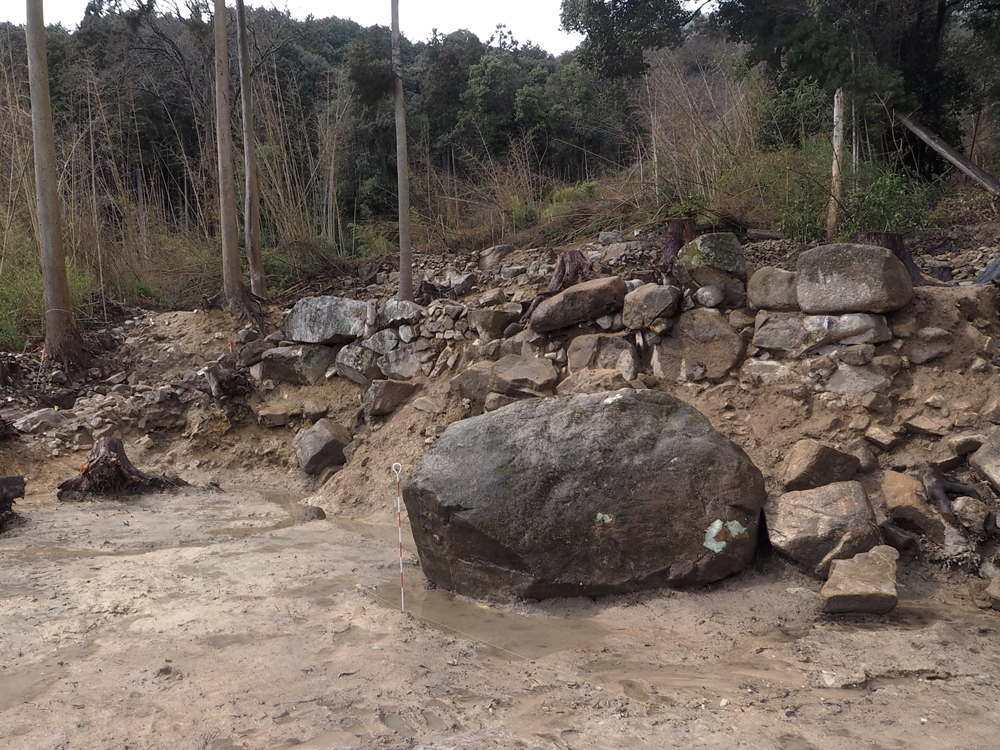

{"left": 57, "top": 436, "right": 187, "bottom": 502}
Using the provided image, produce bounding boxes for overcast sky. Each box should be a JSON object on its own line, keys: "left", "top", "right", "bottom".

{"left": 0, "top": 0, "right": 587, "bottom": 55}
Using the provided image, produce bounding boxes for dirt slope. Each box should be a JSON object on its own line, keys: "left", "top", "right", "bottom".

{"left": 3, "top": 237, "right": 1000, "bottom": 748}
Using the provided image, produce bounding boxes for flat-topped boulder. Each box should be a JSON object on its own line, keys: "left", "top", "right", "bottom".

{"left": 403, "top": 389, "right": 765, "bottom": 600}
{"left": 818, "top": 545, "right": 900, "bottom": 614}
{"left": 281, "top": 295, "right": 368, "bottom": 344}
{"left": 796, "top": 244, "right": 913, "bottom": 314}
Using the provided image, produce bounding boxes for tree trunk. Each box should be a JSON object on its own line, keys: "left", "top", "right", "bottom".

{"left": 236, "top": 0, "right": 267, "bottom": 299}
{"left": 826, "top": 88, "right": 845, "bottom": 241}
{"left": 214, "top": 0, "right": 243, "bottom": 315}
{"left": 57, "top": 437, "right": 186, "bottom": 501}
{"left": 0, "top": 474, "right": 22, "bottom": 531}
{"left": 392, "top": 0, "right": 413, "bottom": 302}
{"left": 854, "top": 232, "right": 949, "bottom": 287}
{"left": 26, "top": 0, "right": 85, "bottom": 370}
{"left": 522, "top": 249, "right": 600, "bottom": 321}
{"left": 656, "top": 218, "right": 695, "bottom": 281}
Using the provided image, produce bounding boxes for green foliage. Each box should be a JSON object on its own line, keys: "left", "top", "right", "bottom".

{"left": 551, "top": 182, "right": 599, "bottom": 204}
{"left": 347, "top": 223, "right": 394, "bottom": 260}
{"left": 839, "top": 169, "right": 941, "bottom": 236}
{"left": 511, "top": 196, "right": 538, "bottom": 231}
{"left": 777, "top": 198, "right": 824, "bottom": 243}
{"left": 757, "top": 75, "right": 830, "bottom": 149}
{"left": 560, "top": 0, "right": 686, "bottom": 79}
{"left": 344, "top": 25, "right": 396, "bottom": 107}
{"left": 667, "top": 193, "right": 708, "bottom": 219}
{"left": 108, "top": 279, "right": 173, "bottom": 310}
{"left": 715, "top": 0, "right": 974, "bottom": 156}
{"left": 0, "top": 231, "right": 94, "bottom": 351}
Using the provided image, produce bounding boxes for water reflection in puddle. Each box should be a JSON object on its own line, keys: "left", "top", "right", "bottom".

{"left": 371, "top": 579, "right": 606, "bottom": 660}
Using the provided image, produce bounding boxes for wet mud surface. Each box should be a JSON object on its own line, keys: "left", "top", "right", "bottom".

{"left": 3, "top": 487, "right": 1000, "bottom": 749}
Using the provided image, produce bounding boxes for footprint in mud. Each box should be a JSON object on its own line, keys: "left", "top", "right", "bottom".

{"left": 620, "top": 678, "right": 653, "bottom": 703}
{"left": 381, "top": 710, "right": 415, "bottom": 738}
{"left": 421, "top": 709, "right": 447, "bottom": 731}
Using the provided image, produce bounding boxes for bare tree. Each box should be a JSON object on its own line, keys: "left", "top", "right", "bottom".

{"left": 236, "top": 0, "right": 267, "bottom": 299}
{"left": 26, "top": 0, "right": 85, "bottom": 369}
{"left": 391, "top": 0, "right": 413, "bottom": 301}
{"left": 214, "top": 0, "right": 242, "bottom": 313}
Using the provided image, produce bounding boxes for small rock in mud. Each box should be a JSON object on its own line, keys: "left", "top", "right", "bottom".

{"left": 300, "top": 505, "right": 327, "bottom": 522}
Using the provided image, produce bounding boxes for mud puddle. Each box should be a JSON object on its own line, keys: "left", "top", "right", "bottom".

{"left": 371, "top": 578, "right": 607, "bottom": 660}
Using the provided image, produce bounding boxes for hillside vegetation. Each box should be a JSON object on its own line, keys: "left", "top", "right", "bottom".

{"left": 2, "top": 1, "right": 1000, "bottom": 348}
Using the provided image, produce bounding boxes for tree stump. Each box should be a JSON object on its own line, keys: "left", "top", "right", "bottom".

{"left": 0, "top": 475, "right": 25, "bottom": 532}
{"left": 57, "top": 437, "right": 186, "bottom": 501}
{"left": 853, "top": 232, "right": 950, "bottom": 287}
{"left": 522, "top": 249, "right": 600, "bottom": 321}
{"left": 657, "top": 219, "right": 696, "bottom": 282}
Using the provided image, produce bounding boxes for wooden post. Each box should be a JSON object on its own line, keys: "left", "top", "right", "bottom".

{"left": 826, "top": 88, "right": 845, "bottom": 242}
{"left": 392, "top": 0, "right": 413, "bottom": 302}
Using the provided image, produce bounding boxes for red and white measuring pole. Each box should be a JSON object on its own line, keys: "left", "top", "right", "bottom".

{"left": 393, "top": 463, "right": 405, "bottom": 613}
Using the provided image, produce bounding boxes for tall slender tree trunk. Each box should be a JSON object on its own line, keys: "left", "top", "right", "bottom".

{"left": 26, "top": 0, "right": 84, "bottom": 369}
{"left": 214, "top": 0, "right": 242, "bottom": 315}
{"left": 826, "top": 88, "right": 845, "bottom": 242}
{"left": 236, "top": 0, "right": 266, "bottom": 299}
{"left": 391, "top": 0, "right": 413, "bottom": 301}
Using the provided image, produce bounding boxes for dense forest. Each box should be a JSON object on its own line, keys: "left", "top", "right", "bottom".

{"left": 3, "top": 0, "right": 1000, "bottom": 350}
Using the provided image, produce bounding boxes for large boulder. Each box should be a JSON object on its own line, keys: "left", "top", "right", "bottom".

{"left": 622, "top": 284, "right": 681, "bottom": 329}
{"left": 651, "top": 309, "right": 744, "bottom": 382}
{"left": 252, "top": 345, "right": 336, "bottom": 386}
{"left": 363, "top": 380, "right": 420, "bottom": 418}
{"left": 403, "top": 389, "right": 766, "bottom": 600}
{"left": 781, "top": 439, "right": 860, "bottom": 491}
{"left": 488, "top": 355, "right": 559, "bottom": 396}
{"left": 766, "top": 481, "right": 880, "bottom": 578}
{"left": 479, "top": 244, "right": 517, "bottom": 271}
{"left": 379, "top": 299, "right": 424, "bottom": 328}
{"left": 378, "top": 348, "right": 422, "bottom": 380}
{"left": 335, "top": 344, "right": 384, "bottom": 387}
{"left": 567, "top": 334, "right": 640, "bottom": 382}
{"left": 556, "top": 369, "right": 631, "bottom": 396}
{"left": 281, "top": 296, "right": 368, "bottom": 344}
{"left": 674, "top": 233, "right": 748, "bottom": 307}
{"left": 14, "top": 408, "right": 70, "bottom": 434}
{"left": 881, "top": 470, "right": 946, "bottom": 543}
{"left": 529, "top": 277, "right": 627, "bottom": 333}
{"left": 753, "top": 312, "right": 891, "bottom": 357}
{"left": 468, "top": 306, "right": 521, "bottom": 342}
{"left": 796, "top": 244, "right": 913, "bottom": 314}
{"left": 747, "top": 267, "right": 799, "bottom": 312}
{"left": 970, "top": 431, "right": 1000, "bottom": 494}
{"left": 294, "top": 419, "right": 352, "bottom": 475}
{"left": 449, "top": 360, "right": 494, "bottom": 405}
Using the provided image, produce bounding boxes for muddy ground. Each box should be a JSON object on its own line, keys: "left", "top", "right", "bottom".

{"left": 5, "top": 229, "right": 1000, "bottom": 748}
{"left": 4, "top": 482, "right": 1000, "bottom": 750}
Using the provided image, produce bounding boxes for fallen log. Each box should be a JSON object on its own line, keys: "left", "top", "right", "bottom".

{"left": 894, "top": 113, "right": 1000, "bottom": 197}
{"left": 57, "top": 436, "right": 187, "bottom": 502}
